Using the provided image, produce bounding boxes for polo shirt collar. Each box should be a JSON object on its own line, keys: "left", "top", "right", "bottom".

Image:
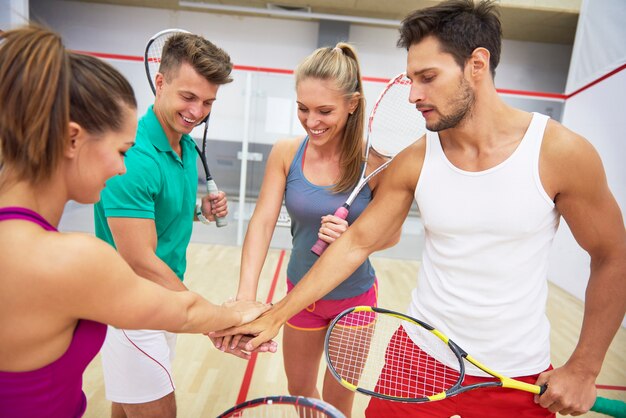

{"left": 144, "top": 105, "right": 196, "bottom": 155}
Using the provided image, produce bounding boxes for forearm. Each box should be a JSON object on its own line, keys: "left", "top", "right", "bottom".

{"left": 128, "top": 252, "right": 187, "bottom": 291}
{"left": 237, "top": 219, "right": 275, "bottom": 300}
{"left": 568, "top": 254, "right": 626, "bottom": 375}
{"left": 175, "top": 291, "right": 242, "bottom": 333}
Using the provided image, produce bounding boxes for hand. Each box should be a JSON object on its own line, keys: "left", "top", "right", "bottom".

{"left": 223, "top": 299, "right": 272, "bottom": 326}
{"left": 317, "top": 214, "right": 349, "bottom": 244}
{"left": 209, "top": 309, "right": 283, "bottom": 352}
{"left": 534, "top": 362, "right": 597, "bottom": 415}
{"left": 201, "top": 191, "right": 228, "bottom": 222}
{"left": 207, "top": 333, "right": 278, "bottom": 360}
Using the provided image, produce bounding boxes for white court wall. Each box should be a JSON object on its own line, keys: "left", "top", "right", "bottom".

{"left": 550, "top": 0, "right": 626, "bottom": 326}
{"left": 0, "top": 0, "right": 28, "bottom": 28}
{"left": 30, "top": 0, "right": 572, "bottom": 110}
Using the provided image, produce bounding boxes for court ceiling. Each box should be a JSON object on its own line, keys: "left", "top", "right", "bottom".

{"left": 67, "top": 0, "right": 582, "bottom": 44}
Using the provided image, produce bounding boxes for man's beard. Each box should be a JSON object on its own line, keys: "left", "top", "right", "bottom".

{"left": 428, "top": 77, "right": 475, "bottom": 132}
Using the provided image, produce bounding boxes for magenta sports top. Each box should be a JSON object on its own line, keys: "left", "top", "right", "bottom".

{"left": 0, "top": 207, "right": 107, "bottom": 417}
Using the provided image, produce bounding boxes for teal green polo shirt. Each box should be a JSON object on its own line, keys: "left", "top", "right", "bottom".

{"left": 94, "top": 105, "right": 198, "bottom": 281}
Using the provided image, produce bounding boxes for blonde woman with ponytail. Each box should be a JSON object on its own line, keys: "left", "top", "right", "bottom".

{"left": 216, "top": 43, "right": 398, "bottom": 417}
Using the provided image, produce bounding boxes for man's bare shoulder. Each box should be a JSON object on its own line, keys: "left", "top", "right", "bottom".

{"left": 400, "top": 133, "right": 427, "bottom": 168}
{"left": 541, "top": 119, "right": 605, "bottom": 197}
{"left": 542, "top": 119, "right": 595, "bottom": 161}
{"left": 384, "top": 133, "right": 426, "bottom": 191}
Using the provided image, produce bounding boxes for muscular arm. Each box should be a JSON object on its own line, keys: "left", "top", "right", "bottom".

{"left": 537, "top": 122, "right": 626, "bottom": 413}
{"left": 108, "top": 217, "right": 187, "bottom": 291}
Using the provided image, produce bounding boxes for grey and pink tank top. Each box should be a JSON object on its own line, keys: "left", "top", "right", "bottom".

{"left": 0, "top": 207, "right": 107, "bottom": 417}
{"left": 285, "top": 138, "right": 376, "bottom": 300}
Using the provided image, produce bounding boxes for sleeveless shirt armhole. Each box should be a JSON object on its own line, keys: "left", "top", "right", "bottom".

{"left": 286, "top": 137, "right": 308, "bottom": 178}
{"left": 414, "top": 132, "right": 432, "bottom": 197}
{"left": 529, "top": 113, "right": 556, "bottom": 208}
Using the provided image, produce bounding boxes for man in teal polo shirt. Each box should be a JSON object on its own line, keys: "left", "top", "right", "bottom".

{"left": 94, "top": 33, "right": 231, "bottom": 418}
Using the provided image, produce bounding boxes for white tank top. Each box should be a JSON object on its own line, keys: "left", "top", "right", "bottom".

{"left": 409, "top": 112, "right": 560, "bottom": 377}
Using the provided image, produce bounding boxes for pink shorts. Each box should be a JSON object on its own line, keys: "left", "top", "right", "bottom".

{"left": 365, "top": 326, "right": 555, "bottom": 418}
{"left": 285, "top": 278, "right": 378, "bottom": 331}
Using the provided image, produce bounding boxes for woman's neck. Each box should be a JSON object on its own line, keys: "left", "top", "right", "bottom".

{"left": 0, "top": 176, "right": 67, "bottom": 227}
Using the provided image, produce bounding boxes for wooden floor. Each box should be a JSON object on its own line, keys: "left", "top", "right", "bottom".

{"left": 82, "top": 243, "right": 625, "bottom": 417}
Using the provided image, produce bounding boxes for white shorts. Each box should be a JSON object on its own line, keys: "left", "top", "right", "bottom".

{"left": 101, "top": 326, "right": 177, "bottom": 404}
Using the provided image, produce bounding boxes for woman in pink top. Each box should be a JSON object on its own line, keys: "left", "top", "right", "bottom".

{"left": 0, "top": 26, "right": 271, "bottom": 418}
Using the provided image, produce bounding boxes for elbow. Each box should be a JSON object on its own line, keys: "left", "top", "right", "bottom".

{"left": 387, "top": 228, "right": 402, "bottom": 248}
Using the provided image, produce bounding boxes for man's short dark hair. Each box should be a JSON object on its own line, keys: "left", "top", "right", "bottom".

{"left": 398, "top": 0, "right": 502, "bottom": 78}
{"left": 160, "top": 33, "right": 233, "bottom": 85}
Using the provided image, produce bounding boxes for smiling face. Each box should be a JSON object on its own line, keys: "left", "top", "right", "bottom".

{"left": 64, "top": 104, "right": 137, "bottom": 203}
{"left": 296, "top": 77, "right": 357, "bottom": 147}
{"left": 406, "top": 36, "right": 476, "bottom": 132}
{"left": 154, "top": 61, "right": 219, "bottom": 141}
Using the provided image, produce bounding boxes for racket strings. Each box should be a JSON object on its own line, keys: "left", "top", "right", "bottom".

{"left": 377, "top": 325, "right": 460, "bottom": 398}
{"left": 146, "top": 36, "right": 168, "bottom": 91}
{"left": 368, "top": 76, "right": 426, "bottom": 158}
{"left": 327, "top": 311, "right": 461, "bottom": 400}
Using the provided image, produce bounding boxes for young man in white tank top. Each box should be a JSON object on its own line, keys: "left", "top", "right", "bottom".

{"left": 213, "top": 1, "right": 626, "bottom": 416}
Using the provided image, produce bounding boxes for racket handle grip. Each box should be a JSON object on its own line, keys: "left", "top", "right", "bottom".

{"left": 206, "top": 179, "right": 228, "bottom": 228}
{"left": 591, "top": 396, "right": 626, "bottom": 418}
{"left": 310, "top": 206, "right": 349, "bottom": 256}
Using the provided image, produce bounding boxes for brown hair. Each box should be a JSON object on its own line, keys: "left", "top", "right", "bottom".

{"left": 398, "top": 0, "right": 502, "bottom": 78}
{"left": 295, "top": 42, "right": 365, "bottom": 193}
{"left": 0, "top": 25, "right": 137, "bottom": 186}
{"left": 160, "top": 33, "right": 233, "bottom": 85}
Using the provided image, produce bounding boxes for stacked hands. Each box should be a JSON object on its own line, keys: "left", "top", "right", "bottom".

{"left": 209, "top": 215, "right": 348, "bottom": 359}
{"left": 207, "top": 299, "right": 278, "bottom": 359}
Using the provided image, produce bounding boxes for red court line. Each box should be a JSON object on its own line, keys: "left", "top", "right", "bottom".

{"left": 72, "top": 50, "right": 144, "bottom": 62}
{"left": 566, "top": 62, "right": 626, "bottom": 99}
{"left": 597, "top": 384, "right": 626, "bottom": 392}
{"left": 363, "top": 76, "right": 393, "bottom": 83}
{"left": 72, "top": 50, "right": 626, "bottom": 101}
{"left": 234, "top": 64, "right": 293, "bottom": 75}
{"left": 496, "top": 88, "right": 567, "bottom": 100}
{"left": 235, "top": 249, "right": 286, "bottom": 405}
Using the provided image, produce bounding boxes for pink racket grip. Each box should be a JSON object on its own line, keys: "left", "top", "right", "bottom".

{"left": 310, "top": 206, "right": 349, "bottom": 256}
{"left": 206, "top": 179, "right": 228, "bottom": 228}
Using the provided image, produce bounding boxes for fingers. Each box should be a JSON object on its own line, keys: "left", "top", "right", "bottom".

{"left": 209, "top": 324, "right": 249, "bottom": 339}
{"left": 244, "top": 329, "right": 279, "bottom": 352}
{"left": 208, "top": 333, "right": 278, "bottom": 359}
{"left": 238, "top": 302, "right": 273, "bottom": 325}
{"left": 229, "top": 333, "right": 243, "bottom": 350}
{"left": 318, "top": 215, "right": 349, "bottom": 243}
{"left": 221, "top": 335, "right": 232, "bottom": 351}
{"left": 207, "top": 334, "right": 249, "bottom": 359}
{"left": 533, "top": 372, "right": 549, "bottom": 405}
{"left": 264, "top": 340, "right": 278, "bottom": 353}
{"left": 236, "top": 335, "right": 278, "bottom": 353}
{"left": 533, "top": 369, "right": 596, "bottom": 415}
{"left": 202, "top": 192, "right": 228, "bottom": 220}
{"left": 210, "top": 334, "right": 226, "bottom": 350}
{"left": 321, "top": 214, "right": 349, "bottom": 227}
